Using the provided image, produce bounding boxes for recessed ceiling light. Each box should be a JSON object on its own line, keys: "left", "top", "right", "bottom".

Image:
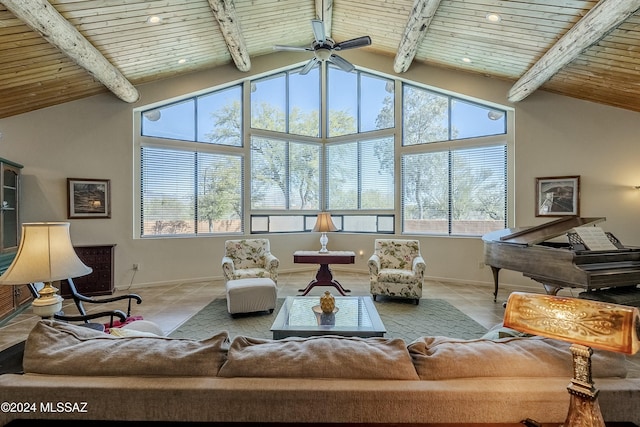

{"left": 177, "top": 58, "right": 187, "bottom": 64}
{"left": 146, "top": 15, "right": 162, "bottom": 25}
{"left": 462, "top": 57, "right": 472, "bottom": 63}
{"left": 485, "top": 13, "right": 502, "bottom": 23}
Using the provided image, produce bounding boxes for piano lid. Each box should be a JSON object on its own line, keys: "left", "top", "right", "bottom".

{"left": 493, "top": 217, "right": 605, "bottom": 246}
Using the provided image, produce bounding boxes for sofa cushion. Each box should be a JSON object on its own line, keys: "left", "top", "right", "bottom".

{"left": 23, "top": 320, "right": 229, "bottom": 377}
{"left": 218, "top": 335, "right": 419, "bottom": 380}
{"left": 408, "top": 335, "right": 627, "bottom": 380}
{"left": 481, "top": 323, "right": 534, "bottom": 340}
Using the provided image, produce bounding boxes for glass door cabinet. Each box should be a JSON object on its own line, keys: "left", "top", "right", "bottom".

{"left": 0, "top": 158, "right": 27, "bottom": 322}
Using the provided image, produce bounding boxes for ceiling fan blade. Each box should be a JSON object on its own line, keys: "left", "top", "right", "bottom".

{"left": 299, "top": 57, "right": 319, "bottom": 75}
{"left": 329, "top": 54, "right": 355, "bottom": 73}
{"left": 311, "top": 19, "right": 326, "bottom": 44}
{"left": 334, "top": 36, "right": 371, "bottom": 51}
{"left": 273, "top": 45, "right": 311, "bottom": 52}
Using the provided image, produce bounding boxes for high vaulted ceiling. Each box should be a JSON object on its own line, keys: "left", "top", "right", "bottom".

{"left": 1, "top": 0, "right": 640, "bottom": 120}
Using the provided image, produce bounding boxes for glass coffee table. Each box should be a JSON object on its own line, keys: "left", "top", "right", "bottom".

{"left": 270, "top": 295, "right": 386, "bottom": 339}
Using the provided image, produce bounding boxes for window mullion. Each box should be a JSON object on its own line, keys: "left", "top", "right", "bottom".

{"left": 447, "top": 150, "right": 453, "bottom": 235}
{"left": 285, "top": 72, "right": 290, "bottom": 134}
{"left": 502, "top": 146, "right": 508, "bottom": 225}
{"left": 194, "top": 152, "right": 199, "bottom": 235}
{"left": 285, "top": 141, "right": 291, "bottom": 210}
{"left": 357, "top": 141, "right": 362, "bottom": 208}
{"left": 139, "top": 147, "right": 144, "bottom": 235}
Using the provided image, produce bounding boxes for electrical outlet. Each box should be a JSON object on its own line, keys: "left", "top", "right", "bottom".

{"left": 133, "top": 263, "right": 140, "bottom": 271}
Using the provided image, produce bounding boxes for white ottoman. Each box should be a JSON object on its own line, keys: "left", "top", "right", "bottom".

{"left": 225, "top": 277, "right": 277, "bottom": 315}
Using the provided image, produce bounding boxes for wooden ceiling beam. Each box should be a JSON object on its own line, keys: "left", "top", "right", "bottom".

{"left": 207, "top": 0, "right": 251, "bottom": 72}
{"left": 393, "top": 0, "right": 443, "bottom": 73}
{"left": 0, "top": 0, "right": 139, "bottom": 103}
{"left": 315, "top": 0, "right": 333, "bottom": 37}
{"left": 508, "top": 0, "right": 640, "bottom": 102}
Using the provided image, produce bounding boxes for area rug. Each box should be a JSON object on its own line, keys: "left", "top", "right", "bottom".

{"left": 169, "top": 298, "right": 487, "bottom": 342}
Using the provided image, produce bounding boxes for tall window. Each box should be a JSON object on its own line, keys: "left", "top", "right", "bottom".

{"left": 140, "top": 84, "right": 244, "bottom": 237}
{"left": 401, "top": 84, "right": 507, "bottom": 235}
{"left": 137, "top": 63, "right": 509, "bottom": 238}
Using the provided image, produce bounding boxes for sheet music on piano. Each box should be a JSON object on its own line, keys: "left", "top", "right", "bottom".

{"left": 572, "top": 226, "right": 618, "bottom": 251}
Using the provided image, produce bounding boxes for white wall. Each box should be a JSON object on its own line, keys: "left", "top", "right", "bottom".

{"left": 1, "top": 51, "right": 639, "bottom": 292}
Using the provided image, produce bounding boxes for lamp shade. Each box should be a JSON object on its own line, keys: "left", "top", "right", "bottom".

{"left": 503, "top": 292, "right": 640, "bottom": 355}
{"left": 0, "top": 222, "right": 92, "bottom": 285}
{"left": 312, "top": 212, "right": 338, "bottom": 233}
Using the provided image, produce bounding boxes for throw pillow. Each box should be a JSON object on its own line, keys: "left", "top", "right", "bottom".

{"left": 408, "top": 335, "right": 627, "bottom": 380}
{"left": 109, "top": 327, "right": 160, "bottom": 338}
{"left": 24, "top": 320, "right": 229, "bottom": 377}
{"left": 122, "top": 319, "right": 165, "bottom": 336}
{"left": 218, "top": 335, "right": 419, "bottom": 380}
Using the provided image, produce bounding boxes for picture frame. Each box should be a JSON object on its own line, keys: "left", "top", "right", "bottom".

{"left": 67, "top": 178, "right": 111, "bottom": 219}
{"left": 535, "top": 175, "right": 580, "bottom": 217}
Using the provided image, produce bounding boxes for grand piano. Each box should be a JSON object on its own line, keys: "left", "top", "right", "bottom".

{"left": 482, "top": 216, "right": 640, "bottom": 302}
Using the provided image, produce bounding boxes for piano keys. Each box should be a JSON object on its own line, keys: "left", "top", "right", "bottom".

{"left": 482, "top": 217, "right": 640, "bottom": 301}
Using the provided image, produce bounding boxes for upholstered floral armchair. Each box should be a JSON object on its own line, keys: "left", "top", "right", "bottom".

{"left": 368, "top": 239, "right": 426, "bottom": 305}
{"left": 222, "top": 239, "right": 279, "bottom": 284}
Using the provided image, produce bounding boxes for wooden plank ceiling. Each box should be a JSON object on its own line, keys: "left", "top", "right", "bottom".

{"left": 1, "top": 0, "right": 640, "bottom": 119}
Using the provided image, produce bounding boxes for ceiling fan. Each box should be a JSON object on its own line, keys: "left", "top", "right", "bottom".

{"left": 273, "top": 19, "right": 371, "bottom": 75}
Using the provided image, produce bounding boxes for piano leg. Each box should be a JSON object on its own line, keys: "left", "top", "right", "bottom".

{"left": 490, "top": 266, "right": 500, "bottom": 302}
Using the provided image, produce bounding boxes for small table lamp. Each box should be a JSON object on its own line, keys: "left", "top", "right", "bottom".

{"left": 0, "top": 222, "right": 92, "bottom": 318}
{"left": 312, "top": 212, "right": 338, "bottom": 253}
{"left": 503, "top": 292, "right": 640, "bottom": 427}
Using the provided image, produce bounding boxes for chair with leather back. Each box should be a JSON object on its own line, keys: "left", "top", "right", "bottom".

{"left": 28, "top": 278, "right": 142, "bottom": 328}
{"left": 62, "top": 277, "right": 142, "bottom": 320}
{"left": 221, "top": 238, "right": 279, "bottom": 284}
{"left": 368, "top": 239, "right": 426, "bottom": 305}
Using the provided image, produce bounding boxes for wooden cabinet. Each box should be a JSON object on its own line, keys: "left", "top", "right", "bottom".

{"left": 60, "top": 244, "right": 116, "bottom": 297}
{"left": 0, "top": 158, "right": 27, "bottom": 322}
{"left": 0, "top": 287, "right": 14, "bottom": 319}
{"left": 1, "top": 283, "right": 33, "bottom": 316}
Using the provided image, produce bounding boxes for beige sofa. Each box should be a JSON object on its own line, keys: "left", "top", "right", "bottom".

{"left": 0, "top": 320, "right": 639, "bottom": 425}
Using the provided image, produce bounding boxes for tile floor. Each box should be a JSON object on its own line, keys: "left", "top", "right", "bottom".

{"left": 1, "top": 269, "right": 638, "bottom": 376}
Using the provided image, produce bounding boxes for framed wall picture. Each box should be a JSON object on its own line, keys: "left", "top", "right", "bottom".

{"left": 535, "top": 176, "right": 580, "bottom": 217}
{"left": 67, "top": 178, "right": 111, "bottom": 219}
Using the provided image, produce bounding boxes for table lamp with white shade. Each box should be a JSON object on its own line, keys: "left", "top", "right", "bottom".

{"left": 312, "top": 212, "right": 338, "bottom": 253}
{"left": 0, "top": 222, "right": 92, "bottom": 318}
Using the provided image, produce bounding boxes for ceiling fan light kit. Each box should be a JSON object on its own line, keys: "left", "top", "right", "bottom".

{"left": 273, "top": 19, "right": 371, "bottom": 75}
